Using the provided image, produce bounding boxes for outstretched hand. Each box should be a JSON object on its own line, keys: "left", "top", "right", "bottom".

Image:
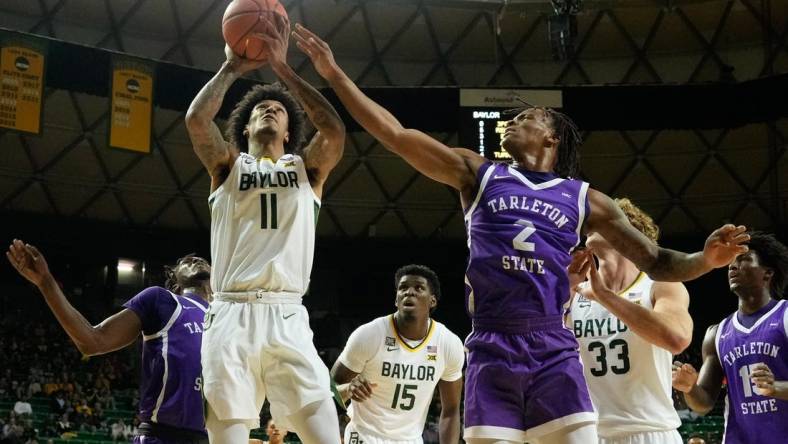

{"left": 672, "top": 361, "right": 699, "bottom": 393}
{"left": 6, "top": 239, "right": 51, "bottom": 288}
{"left": 292, "top": 24, "right": 341, "bottom": 82}
{"left": 703, "top": 224, "right": 749, "bottom": 269}
{"left": 256, "top": 12, "right": 291, "bottom": 69}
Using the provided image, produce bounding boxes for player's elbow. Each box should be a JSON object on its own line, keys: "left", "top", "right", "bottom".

{"left": 73, "top": 339, "right": 105, "bottom": 357}
{"left": 665, "top": 333, "right": 692, "bottom": 355}
{"left": 184, "top": 109, "right": 211, "bottom": 133}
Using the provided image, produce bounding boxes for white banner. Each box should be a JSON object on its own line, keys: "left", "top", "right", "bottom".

{"left": 459, "top": 88, "right": 562, "bottom": 108}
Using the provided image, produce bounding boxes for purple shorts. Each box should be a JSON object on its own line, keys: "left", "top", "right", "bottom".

{"left": 464, "top": 317, "right": 596, "bottom": 441}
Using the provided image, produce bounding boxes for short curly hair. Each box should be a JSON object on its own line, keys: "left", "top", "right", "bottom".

{"left": 615, "top": 197, "right": 659, "bottom": 244}
{"left": 164, "top": 253, "right": 209, "bottom": 294}
{"left": 746, "top": 231, "right": 788, "bottom": 298}
{"left": 225, "top": 83, "right": 306, "bottom": 154}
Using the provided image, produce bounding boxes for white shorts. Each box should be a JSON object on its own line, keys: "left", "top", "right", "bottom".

{"left": 201, "top": 299, "right": 332, "bottom": 429}
{"left": 344, "top": 422, "right": 423, "bottom": 444}
{"left": 599, "top": 430, "right": 683, "bottom": 444}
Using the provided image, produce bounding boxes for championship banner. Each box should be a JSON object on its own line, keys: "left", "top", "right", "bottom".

{"left": 109, "top": 57, "right": 154, "bottom": 153}
{"left": 0, "top": 33, "right": 47, "bottom": 134}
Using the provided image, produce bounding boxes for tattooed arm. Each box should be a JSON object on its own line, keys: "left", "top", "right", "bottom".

{"left": 185, "top": 46, "right": 263, "bottom": 192}
{"left": 262, "top": 15, "right": 345, "bottom": 197}
{"left": 585, "top": 188, "right": 749, "bottom": 281}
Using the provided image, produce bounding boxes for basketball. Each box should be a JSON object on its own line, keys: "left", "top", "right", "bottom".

{"left": 222, "top": 0, "right": 288, "bottom": 61}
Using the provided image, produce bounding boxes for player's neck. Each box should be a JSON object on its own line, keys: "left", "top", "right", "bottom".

{"left": 595, "top": 250, "right": 640, "bottom": 293}
{"left": 510, "top": 146, "right": 556, "bottom": 173}
{"left": 181, "top": 283, "right": 211, "bottom": 302}
{"left": 393, "top": 312, "right": 430, "bottom": 341}
{"left": 248, "top": 139, "right": 286, "bottom": 162}
{"left": 736, "top": 289, "right": 774, "bottom": 315}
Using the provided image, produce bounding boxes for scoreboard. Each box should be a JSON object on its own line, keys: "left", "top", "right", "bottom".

{"left": 458, "top": 89, "right": 563, "bottom": 161}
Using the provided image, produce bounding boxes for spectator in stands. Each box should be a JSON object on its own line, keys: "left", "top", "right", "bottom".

{"left": 56, "top": 413, "right": 72, "bottom": 435}
{"left": 263, "top": 419, "right": 288, "bottom": 444}
{"left": 13, "top": 396, "right": 32, "bottom": 417}
{"left": 111, "top": 419, "right": 131, "bottom": 441}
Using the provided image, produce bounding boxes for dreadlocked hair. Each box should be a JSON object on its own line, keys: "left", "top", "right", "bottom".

{"left": 746, "top": 231, "right": 788, "bottom": 298}
{"left": 225, "top": 83, "right": 307, "bottom": 154}
{"left": 544, "top": 108, "right": 582, "bottom": 179}
{"left": 502, "top": 104, "right": 583, "bottom": 179}
{"left": 164, "top": 253, "right": 196, "bottom": 295}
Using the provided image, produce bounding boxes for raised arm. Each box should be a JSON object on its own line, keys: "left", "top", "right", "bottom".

{"left": 185, "top": 47, "right": 263, "bottom": 191}
{"left": 585, "top": 188, "right": 749, "bottom": 281}
{"left": 6, "top": 240, "right": 142, "bottom": 356}
{"left": 672, "top": 325, "right": 725, "bottom": 415}
{"left": 292, "top": 24, "right": 483, "bottom": 200}
{"left": 584, "top": 260, "right": 692, "bottom": 354}
{"left": 258, "top": 16, "right": 345, "bottom": 195}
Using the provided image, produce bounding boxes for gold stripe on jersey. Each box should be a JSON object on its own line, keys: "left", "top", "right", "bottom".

{"left": 617, "top": 271, "right": 646, "bottom": 297}
{"left": 389, "top": 315, "right": 436, "bottom": 353}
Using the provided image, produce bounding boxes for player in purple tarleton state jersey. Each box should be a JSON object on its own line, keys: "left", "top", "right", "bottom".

{"left": 293, "top": 25, "right": 750, "bottom": 444}
{"left": 6, "top": 240, "right": 211, "bottom": 444}
{"left": 673, "top": 232, "right": 788, "bottom": 444}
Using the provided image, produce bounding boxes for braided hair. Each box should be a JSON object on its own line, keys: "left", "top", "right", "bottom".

{"left": 504, "top": 101, "right": 583, "bottom": 179}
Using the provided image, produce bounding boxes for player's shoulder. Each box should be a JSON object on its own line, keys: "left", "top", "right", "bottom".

{"left": 132, "top": 286, "right": 172, "bottom": 302}
{"left": 352, "top": 315, "right": 391, "bottom": 338}
{"left": 431, "top": 319, "right": 464, "bottom": 349}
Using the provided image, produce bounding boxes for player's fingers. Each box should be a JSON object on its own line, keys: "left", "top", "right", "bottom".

{"left": 681, "top": 363, "right": 696, "bottom": 373}
{"left": 294, "top": 24, "right": 321, "bottom": 43}
{"left": 6, "top": 251, "right": 22, "bottom": 271}
{"left": 27, "top": 244, "right": 42, "bottom": 259}
{"left": 294, "top": 41, "right": 314, "bottom": 58}
{"left": 751, "top": 363, "right": 770, "bottom": 373}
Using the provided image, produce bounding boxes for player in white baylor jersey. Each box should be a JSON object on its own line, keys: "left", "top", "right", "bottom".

{"left": 185, "top": 17, "right": 345, "bottom": 444}
{"left": 568, "top": 198, "right": 693, "bottom": 444}
{"left": 332, "top": 265, "right": 464, "bottom": 444}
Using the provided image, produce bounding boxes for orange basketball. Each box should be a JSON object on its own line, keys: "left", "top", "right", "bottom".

{"left": 222, "top": 0, "right": 288, "bottom": 62}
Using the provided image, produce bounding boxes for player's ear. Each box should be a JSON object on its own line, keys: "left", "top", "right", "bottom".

{"left": 429, "top": 295, "right": 437, "bottom": 309}
{"left": 763, "top": 268, "right": 774, "bottom": 282}
{"left": 243, "top": 125, "right": 249, "bottom": 138}
{"left": 284, "top": 131, "right": 290, "bottom": 144}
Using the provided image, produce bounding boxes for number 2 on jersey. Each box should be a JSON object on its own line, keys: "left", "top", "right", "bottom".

{"left": 260, "top": 193, "right": 278, "bottom": 229}
{"left": 513, "top": 219, "right": 536, "bottom": 251}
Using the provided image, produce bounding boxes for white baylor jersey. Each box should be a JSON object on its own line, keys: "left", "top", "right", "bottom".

{"left": 209, "top": 152, "right": 319, "bottom": 294}
{"left": 570, "top": 273, "right": 681, "bottom": 438}
{"left": 338, "top": 315, "right": 464, "bottom": 441}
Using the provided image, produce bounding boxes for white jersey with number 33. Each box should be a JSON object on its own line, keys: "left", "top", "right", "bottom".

{"left": 209, "top": 152, "right": 319, "bottom": 294}
{"left": 338, "top": 315, "right": 464, "bottom": 441}
{"left": 570, "top": 274, "right": 681, "bottom": 438}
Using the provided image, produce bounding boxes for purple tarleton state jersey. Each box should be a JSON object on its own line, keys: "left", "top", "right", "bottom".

{"left": 463, "top": 162, "right": 590, "bottom": 319}
{"left": 124, "top": 287, "right": 208, "bottom": 433}
{"left": 715, "top": 299, "right": 788, "bottom": 443}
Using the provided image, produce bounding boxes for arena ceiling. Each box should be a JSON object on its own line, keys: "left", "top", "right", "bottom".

{"left": 0, "top": 0, "right": 787, "bottom": 240}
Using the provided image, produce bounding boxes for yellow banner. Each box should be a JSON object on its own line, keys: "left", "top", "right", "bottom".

{"left": 110, "top": 58, "right": 154, "bottom": 153}
{"left": 0, "top": 43, "right": 46, "bottom": 134}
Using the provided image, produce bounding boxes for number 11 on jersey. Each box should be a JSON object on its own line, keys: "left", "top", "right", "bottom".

{"left": 260, "top": 193, "right": 278, "bottom": 229}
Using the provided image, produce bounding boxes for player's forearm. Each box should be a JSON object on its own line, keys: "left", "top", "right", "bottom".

{"left": 438, "top": 410, "right": 461, "bottom": 444}
{"left": 595, "top": 292, "right": 690, "bottom": 354}
{"left": 185, "top": 62, "right": 242, "bottom": 126}
{"left": 324, "top": 65, "right": 405, "bottom": 149}
{"left": 682, "top": 384, "right": 717, "bottom": 415}
{"left": 270, "top": 61, "right": 345, "bottom": 140}
{"left": 36, "top": 275, "right": 105, "bottom": 356}
{"left": 768, "top": 381, "right": 788, "bottom": 400}
{"left": 642, "top": 249, "right": 711, "bottom": 282}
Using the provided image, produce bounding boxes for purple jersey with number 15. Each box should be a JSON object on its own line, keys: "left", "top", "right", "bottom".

{"left": 715, "top": 299, "right": 788, "bottom": 444}
{"left": 464, "top": 162, "right": 590, "bottom": 320}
